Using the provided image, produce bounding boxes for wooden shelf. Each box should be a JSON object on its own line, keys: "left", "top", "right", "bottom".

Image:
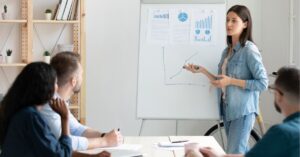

{"left": 0, "top": 0, "right": 86, "bottom": 124}
{"left": 0, "top": 20, "right": 27, "bottom": 23}
{"left": 69, "top": 105, "right": 80, "bottom": 109}
{"left": 33, "top": 20, "right": 80, "bottom": 24}
{"left": 0, "top": 63, "right": 27, "bottom": 67}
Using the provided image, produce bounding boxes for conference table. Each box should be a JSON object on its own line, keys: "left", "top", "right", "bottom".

{"left": 82, "top": 136, "right": 225, "bottom": 157}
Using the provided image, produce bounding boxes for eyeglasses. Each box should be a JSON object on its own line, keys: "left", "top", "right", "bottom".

{"left": 268, "top": 85, "right": 284, "bottom": 95}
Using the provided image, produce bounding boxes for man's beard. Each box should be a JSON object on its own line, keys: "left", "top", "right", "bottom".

{"left": 274, "top": 101, "right": 281, "bottom": 113}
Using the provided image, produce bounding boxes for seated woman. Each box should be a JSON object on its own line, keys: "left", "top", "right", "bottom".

{"left": 0, "top": 62, "right": 109, "bottom": 157}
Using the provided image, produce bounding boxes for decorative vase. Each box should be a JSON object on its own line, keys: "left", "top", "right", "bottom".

{"left": 44, "top": 56, "right": 50, "bottom": 64}
{"left": 45, "top": 13, "right": 52, "bottom": 20}
{"left": 6, "top": 56, "right": 12, "bottom": 64}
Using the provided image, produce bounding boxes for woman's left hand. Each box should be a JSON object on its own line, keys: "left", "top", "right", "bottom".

{"left": 210, "top": 75, "right": 232, "bottom": 88}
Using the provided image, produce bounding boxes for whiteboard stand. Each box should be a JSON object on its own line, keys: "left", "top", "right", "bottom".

{"left": 139, "top": 119, "right": 145, "bottom": 136}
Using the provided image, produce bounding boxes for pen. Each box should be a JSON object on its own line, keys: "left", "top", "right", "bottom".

{"left": 118, "top": 128, "right": 120, "bottom": 131}
{"left": 171, "top": 140, "right": 189, "bottom": 143}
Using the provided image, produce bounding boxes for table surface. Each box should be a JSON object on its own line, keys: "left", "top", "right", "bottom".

{"left": 82, "top": 136, "right": 225, "bottom": 157}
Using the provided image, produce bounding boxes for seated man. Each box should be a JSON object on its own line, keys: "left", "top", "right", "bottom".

{"left": 40, "top": 52, "right": 123, "bottom": 151}
{"left": 185, "top": 66, "right": 300, "bottom": 157}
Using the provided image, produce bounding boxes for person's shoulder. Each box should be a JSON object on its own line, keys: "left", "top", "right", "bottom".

{"left": 11, "top": 106, "right": 39, "bottom": 122}
{"left": 17, "top": 106, "right": 37, "bottom": 116}
{"left": 243, "top": 41, "right": 260, "bottom": 54}
{"left": 268, "top": 122, "right": 300, "bottom": 138}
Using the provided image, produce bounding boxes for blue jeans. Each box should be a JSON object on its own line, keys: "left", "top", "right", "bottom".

{"left": 223, "top": 111, "right": 256, "bottom": 154}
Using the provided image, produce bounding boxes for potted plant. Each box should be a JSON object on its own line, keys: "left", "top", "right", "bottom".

{"left": 45, "top": 9, "right": 52, "bottom": 20}
{"left": 2, "top": 5, "right": 7, "bottom": 20}
{"left": 6, "top": 49, "right": 12, "bottom": 63}
{"left": 43, "top": 50, "right": 51, "bottom": 63}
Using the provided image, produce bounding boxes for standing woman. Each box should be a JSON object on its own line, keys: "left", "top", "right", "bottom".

{"left": 184, "top": 5, "right": 268, "bottom": 153}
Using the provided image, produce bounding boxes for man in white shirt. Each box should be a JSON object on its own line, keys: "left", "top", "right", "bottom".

{"left": 41, "top": 52, "right": 123, "bottom": 151}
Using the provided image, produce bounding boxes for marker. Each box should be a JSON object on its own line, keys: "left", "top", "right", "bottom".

{"left": 182, "top": 65, "right": 199, "bottom": 70}
{"left": 171, "top": 140, "right": 189, "bottom": 143}
{"left": 118, "top": 128, "right": 120, "bottom": 131}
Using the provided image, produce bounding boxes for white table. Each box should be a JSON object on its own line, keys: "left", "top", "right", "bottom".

{"left": 82, "top": 136, "right": 225, "bottom": 157}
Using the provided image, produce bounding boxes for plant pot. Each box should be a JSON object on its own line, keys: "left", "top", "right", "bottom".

{"left": 45, "top": 13, "right": 52, "bottom": 20}
{"left": 44, "top": 56, "right": 51, "bottom": 64}
{"left": 1, "top": 13, "right": 7, "bottom": 20}
{"left": 6, "top": 56, "right": 12, "bottom": 64}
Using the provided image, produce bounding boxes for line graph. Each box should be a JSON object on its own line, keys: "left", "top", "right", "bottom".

{"left": 161, "top": 47, "right": 208, "bottom": 86}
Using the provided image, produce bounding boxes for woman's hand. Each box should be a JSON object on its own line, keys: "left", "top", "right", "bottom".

{"left": 210, "top": 75, "right": 232, "bottom": 88}
{"left": 50, "top": 98, "right": 69, "bottom": 120}
{"left": 183, "top": 64, "right": 206, "bottom": 73}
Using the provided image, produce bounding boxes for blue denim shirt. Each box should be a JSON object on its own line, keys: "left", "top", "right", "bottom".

{"left": 218, "top": 41, "right": 268, "bottom": 121}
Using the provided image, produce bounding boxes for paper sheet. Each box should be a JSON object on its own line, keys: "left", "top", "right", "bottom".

{"left": 81, "top": 144, "right": 142, "bottom": 155}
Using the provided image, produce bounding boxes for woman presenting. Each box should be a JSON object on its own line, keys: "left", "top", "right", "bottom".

{"left": 184, "top": 5, "right": 268, "bottom": 154}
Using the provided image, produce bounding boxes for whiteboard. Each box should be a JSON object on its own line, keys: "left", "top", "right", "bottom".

{"left": 137, "top": 0, "right": 226, "bottom": 120}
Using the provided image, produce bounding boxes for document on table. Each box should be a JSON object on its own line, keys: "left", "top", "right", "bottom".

{"left": 81, "top": 144, "right": 143, "bottom": 156}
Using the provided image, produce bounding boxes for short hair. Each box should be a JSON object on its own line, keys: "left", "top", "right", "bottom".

{"left": 50, "top": 52, "right": 80, "bottom": 87}
{"left": 275, "top": 66, "right": 300, "bottom": 104}
{"left": 0, "top": 62, "right": 56, "bottom": 146}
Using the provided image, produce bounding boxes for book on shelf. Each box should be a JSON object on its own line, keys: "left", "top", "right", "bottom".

{"left": 52, "top": 3, "right": 60, "bottom": 20}
{"left": 69, "top": 0, "right": 79, "bottom": 20}
{"left": 67, "top": 0, "right": 75, "bottom": 20}
{"left": 56, "top": 0, "right": 67, "bottom": 20}
{"left": 62, "top": 0, "right": 73, "bottom": 20}
{"left": 72, "top": 0, "right": 79, "bottom": 20}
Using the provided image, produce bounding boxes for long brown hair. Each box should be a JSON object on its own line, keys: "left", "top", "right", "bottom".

{"left": 226, "top": 5, "right": 253, "bottom": 47}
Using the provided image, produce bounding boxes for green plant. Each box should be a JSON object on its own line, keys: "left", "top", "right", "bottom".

{"left": 45, "top": 9, "right": 52, "bottom": 14}
{"left": 43, "top": 51, "right": 50, "bottom": 56}
{"left": 3, "top": 5, "right": 7, "bottom": 13}
{"left": 6, "top": 49, "right": 12, "bottom": 56}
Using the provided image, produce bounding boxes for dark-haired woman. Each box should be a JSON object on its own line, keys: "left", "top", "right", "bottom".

{"left": 0, "top": 62, "right": 72, "bottom": 157}
{"left": 184, "top": 5, "right": 268, "bottom": 153}
{"left": 0, "top": 62, "right": 110, "bottom": 157}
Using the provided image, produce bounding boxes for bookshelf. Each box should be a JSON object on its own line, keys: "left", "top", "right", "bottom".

{"left": 0, "top": 0, "right": 86, "bottom": 124}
